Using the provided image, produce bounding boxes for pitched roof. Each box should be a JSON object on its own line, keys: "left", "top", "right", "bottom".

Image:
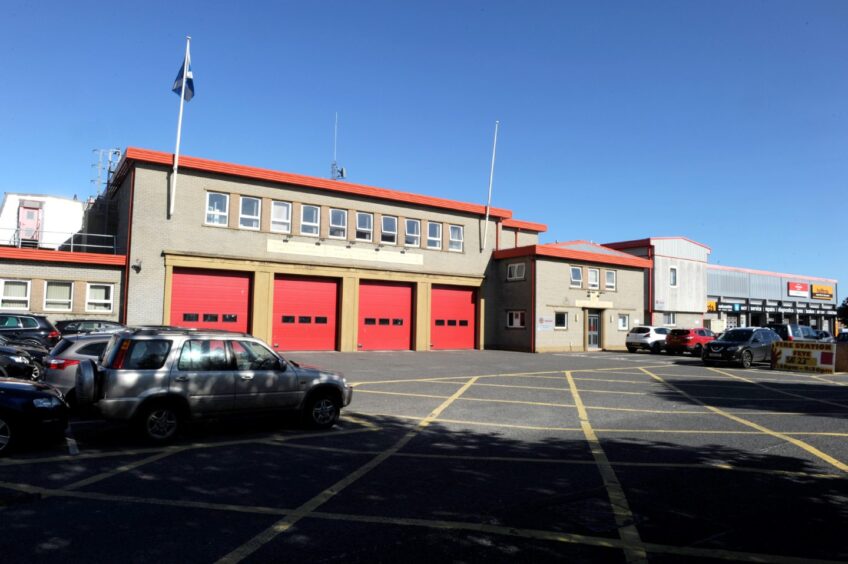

{"left": 502, "top": 218, "right": 547, "bottom": 233}
{"left": 493, "top": 241, "right": 652, "bottom": 268}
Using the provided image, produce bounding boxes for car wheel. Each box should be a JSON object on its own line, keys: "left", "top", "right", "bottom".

{"left": 0, "top": 413, "right": 16, "bottom": 456}
{"left": 303, "top": 392, "right": 340, "bottom": 430}
{"left": 135, "top": 403, "right": 182, "bottom": 443}
{"left": 692, "top": 345, "right": 703, "bottom": 357}
{"left": 740, "top": 350, "right": 753, "bottom": 369}
{"left": 30, "top": 361, "right": 43, "bottom": 381}
{"left": 650, "top": 342, "right": 662, "bottom": 354}
{"left": 626, "top": 347, "right": 636, "bottom": 353}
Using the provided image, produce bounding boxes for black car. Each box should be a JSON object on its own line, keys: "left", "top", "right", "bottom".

{"left": 55, "top": 319, "right": 126, "bottom": 336}
{"left": 0, "top": 335, "right": 48, "bottom": 375}
{"left": 0, "top": 314, "right": 60, "bottom": 348}
{"left": 0, "top": 345, "right": 37, "bottom": 380}
{"left": 702, "top": 327, "right": 781, "bottom": 368}
{"left": 837, "top": 332, "right": 848, "bottom": 344}
{"left": 0, "top": 378, "right": 68, "bottom": 456}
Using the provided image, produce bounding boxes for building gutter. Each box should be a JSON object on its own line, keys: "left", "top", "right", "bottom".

{"left": 647, "top": 245, "right": 654, "bottom": 325}
{"left": 121, "top": 168, "right": 136, "bottom": 324}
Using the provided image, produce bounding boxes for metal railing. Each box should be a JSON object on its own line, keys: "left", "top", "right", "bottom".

{"left": 0, "top": 227, "right": 116, "bottom": 254}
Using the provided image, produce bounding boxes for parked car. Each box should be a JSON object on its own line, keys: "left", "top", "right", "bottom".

{"left": 665, "top": 328, "right": 716, "bottom": 356}
{"left": 766, "top": 323, "right": 818, "bottom": 342}
{"left": 73, "top": 328, "right": 353, "bottom": 442}
{"left": 0, "top": 314, "right": 61, "bottom": 348}
{"left": 55, "top": 319, "right": 126, "bottom": 336}
{"left": 837, "top": 332, "right": 848, "bottom": 344}
{"left": 702, "top": 327, "right": 781, "bottom": 368}
{"left": 0, "top": 378, "right": 69, "bottom": 456}
{"left": 0, "top": 335, "right": 48, "bottom": 378}
{"left": 626, "top": 326, "right": 670, "bottom": 354}
{"left": 0, "top": 345, "right": 38, "bottom": 380}
{"left": 43, "top": 334, "right": 113, "bottom": 405}
{"left": 815, "top": 330, "right": 835, "bottom": 343}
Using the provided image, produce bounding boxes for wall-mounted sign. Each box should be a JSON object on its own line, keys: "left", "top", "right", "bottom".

{"left": 787, "top": 282, "right": 809, "bottom": 298}
{"left": 706, "top": 301, "right": 717, "bottom": 312}
{"left": 537, "top": 316, "right": 554, "bottom": 332}
{"left": 812, "top": 284, "right": 834, "bottom": 300}
{"left": 772, "top": 342, "right": 836, "bottom": 374}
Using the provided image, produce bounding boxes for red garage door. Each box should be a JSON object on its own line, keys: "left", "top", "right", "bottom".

{"left": 170, "top": 268, "right": 251, "bottom": 333}
{"left": 358, "top": 281, "right": 412, "bottom": 351}
{"left": 431, "top": 285, "right": 476, "bottom": 350}
{"left": 272, "top": 275, "right": 339, "bottom": 351}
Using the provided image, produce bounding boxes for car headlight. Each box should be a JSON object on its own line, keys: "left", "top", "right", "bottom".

{"left": 9, "top": 355, "right": 29, "bottom": 364}
{"left": 33, "top": 397, "right": 62, "bottom": 409}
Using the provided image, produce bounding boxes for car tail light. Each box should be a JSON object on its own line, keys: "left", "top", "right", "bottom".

{"left": 47, "top": 359, "right": 80, "bottom": 369}
{"left": 787, "top": 336, "right": 794, "bottom": 341}
{"left": 685, "top": 336, "right": 693, "bottom": 340}
{"left": 48, "top": 330, "right": 60, "bottom": 341}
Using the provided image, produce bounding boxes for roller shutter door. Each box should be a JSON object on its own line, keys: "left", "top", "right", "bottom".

{"left": 358, "top": 281, "right": 412, "bottom": 351}
{"left": 272, "top": 275, "right": 339, "bottom": 351}
{"left": 170, "top": 268, "right": 250, "bottom": 333}
{"left": 431, "top": 285, "right": 476, "bottom": 350}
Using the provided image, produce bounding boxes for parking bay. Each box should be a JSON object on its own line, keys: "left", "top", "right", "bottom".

{"left": 1, "top": 351, "right": 847, "bottom": 563}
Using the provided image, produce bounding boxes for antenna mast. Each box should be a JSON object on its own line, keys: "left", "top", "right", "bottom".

{"left": 330, "top": 112, "right": 346, "bottom": 180}
{"left": 482, "top": 120, "right": 500, "bottom": 251}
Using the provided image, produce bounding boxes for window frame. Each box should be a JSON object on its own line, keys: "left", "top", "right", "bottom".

{"left": 662, "top": 312, "right": 676, "bottom": 326}
{"left": 238, "top": 196, "right": 261, "bottom": 230}
{"left": 506, "top": 310, "right": 526, "bottom": 329}
{"left": 554, "top": 312, "right": 568, "bottom": 330}
{"left": 355, "top": 212, "right": 374, "bottom": 242}
{"left": 0, "top": 280, "right": 31, "bottom": 310}
{"left": 605, "top": 270, "right": 616, "bottom": 291}
{"left": 85, "top": 283, "right": 114, "bottom": 313}
{"left": 44, "top": 280, "right": 73, "bottom": 312}
{"left": 300, "top": 204, "right": 320, "bottom": 237}
{"left": 570, "top": 267, "right": 583, "bottom": 288}
{"left": 506, "top": 263, "right": 526, "bottom": 281}
{"left": 427, "top": 222, "right": 442, "bottom": 250}
{"left": 404, "top": 219, "right": 421, "bottom": 247}
{"left": 588, "top": 268, "right": 600, "bottom": 290}
{"left": 669, "top": 267, "right": 678, "bottom": 288}
{"left": 618, "top": 314, "right": 629, "bottom": 331}
{"left": 205, "top": 192, "right": 229, "bottom": 227}
{"left": 448, "top": 224, "right": 464, "bottom": 252}
{"left": 329, "top": 208, "right": 348, "bottom": 239}
{"left": 381, "top": 215, "right": 398, "bottom": 245}
{"left": 270, "top": 201, "right": 292, "bottom": 234}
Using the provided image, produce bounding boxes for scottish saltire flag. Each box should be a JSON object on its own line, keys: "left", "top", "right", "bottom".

{"left": 171, "top": 48, "right": 194, "bottom": 101}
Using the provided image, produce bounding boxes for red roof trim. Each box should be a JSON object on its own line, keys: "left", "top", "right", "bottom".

{"left": 707, "top": 264, "right": 837, "bottom": 284}
{"left": 119, "top": 147, "right": 514, "bottom": 219}
{"left": 0, "top": 247, "right": 126, "bottom": 266}
{"left": 493, "top": 245, "right": 652, "bottom": 269}
{"left": 502, "top": 218, "right": 547, "bottom": 232}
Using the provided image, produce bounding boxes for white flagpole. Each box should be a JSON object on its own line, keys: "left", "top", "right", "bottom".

{"left": 170, "top": 35, "right": 191, "bottom": 218}
{"left": 482, "top": 120, "right": 499, "bottom": 251}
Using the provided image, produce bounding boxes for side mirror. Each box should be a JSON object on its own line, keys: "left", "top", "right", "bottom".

{"left": 277, "top": 358, "right": 287, "bottom": 371}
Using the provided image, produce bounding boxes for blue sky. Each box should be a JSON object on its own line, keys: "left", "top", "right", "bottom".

{"left": 1, "top": 1, "right": 845, "bottom": 299}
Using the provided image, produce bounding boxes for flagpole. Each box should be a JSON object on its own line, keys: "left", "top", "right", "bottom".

{"left": 482, "top": 120, "right": 499, "bottom": 251}
{"left": 170, "top": 35, "right": 191, "bottom": 218}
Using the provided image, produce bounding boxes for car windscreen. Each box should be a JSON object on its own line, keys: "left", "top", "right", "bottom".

{"left": 719, "top": 329, "right": 753, "bottom": 342}
{"left": 629, "top": 327, "right": 650, "bottom": 334}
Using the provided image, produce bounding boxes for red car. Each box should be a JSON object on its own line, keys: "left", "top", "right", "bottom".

{"left": 665, "top": 328, "right": 716, "bottom": 356}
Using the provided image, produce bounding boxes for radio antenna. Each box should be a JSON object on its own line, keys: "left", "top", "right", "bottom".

{"left": 330, "top": 112, "right": 346, "bottom": 180}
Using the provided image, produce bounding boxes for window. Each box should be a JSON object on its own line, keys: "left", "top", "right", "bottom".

{"left": 329, "top": 209, "right": 347, "bottom": 239}
{"left": 86, "top": 283, "right": 114, "bottom": 313}
{"left": 669, "top": 267, "right": 678, "bottom": 287}
{"left": 231, "top": 340, "right": 278, "bottom": 371}
{"left": 427, "top": 222, "right": 442, "bottom": 249}
{"left": 44, "top": 281, "right": 73, "bottom": 311}
{"left": 381, "top": 216, "right": 397, "bottom": 245}
{"left": 120, "top": 339, "right": 172, "bottom": 370}
{"left": 205, "top": 192, "right": 229, "bottom": 226}
{"left": 605, "top": 271, "right": 616, "bottom": 291}
{"left": 405, "top": 219, "right": 421, "bottom": 247}
{"left": 507, "top": 263, "right": 525, "bottom": 281}
{"left": 177, "top": 339, "right": 228, "bottom": 371}
{"left": 448, "top": 225, "right": 463, "bottom": 252}
{"left": 301, "top": 205, "right": 320, "bottom": 236}
{"left": 588, "top": 268, "right": 600, "bottom": 290}
{"left": 663, "top": 312, "right": 676, "bottom": 325}
{"left": 555, "top": 312, "right": 568, "bottom": 329}
{"left": 507, "top": 310, "right": 526, "bottom": 328}
{"left": 356, "top": 212, "right": 373, "bottom": 241}
{"left": 570, "top": 267, "right": 583, "bottom": 288}
{"left": 618, "top": 314, "right": 629, "bottom": 331}
{"left": 239, "top": 197, "right": 260, "bottom": 230}
{"left": 271, "top": 201, "right": 292, "bottom": 233}
{"left": 1, "top": 280, "right": 30, "bottom": 309}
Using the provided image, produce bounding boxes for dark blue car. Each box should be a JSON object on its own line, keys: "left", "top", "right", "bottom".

{"left": 0, "top": 378, "right": 68, "bottom": 456}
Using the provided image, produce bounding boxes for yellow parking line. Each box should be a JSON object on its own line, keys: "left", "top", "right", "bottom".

{"left": 215, "top": 376, "right": 481, "bottom": 564}
{"left": 565, "top": 370, "right": 645, "bottom": 562}
{"left": 355, "top": 388, "right": 575, "bottom": 409}
{"left": 808, "top": 374, "right": 847, "bottom": 387}
{"left": 352, "top": 370, "right": 561, "bottom": 387}
{"left": 59, "top": 449, "right": 186, "bottom": 492}
{"left": 707, "top": 367, "right": 848, "bottom": 410}
{"left": 641, "top": 368, "right": 848, "bottom": 474}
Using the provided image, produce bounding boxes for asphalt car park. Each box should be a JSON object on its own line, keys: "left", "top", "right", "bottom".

{"left": 1, "top": 350, "right": 847, "bottom": 563}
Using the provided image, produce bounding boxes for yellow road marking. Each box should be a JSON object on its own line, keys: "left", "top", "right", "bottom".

{"left": 215, "top": 376, "right": 481, "bottom": 564}
{"left": 352, "top": 370, "right": 560, "bottom": 387}
{"left": 60, "top": 449, "right": 185, "bottom": 492}
{"left": 565, "top": 371, "right": 646, "bottom": 562}
{"left": 707, "top": 367, "right": 848, "bottom": 410}
{"left": 808, "top": 374, "right": 847, "bottom": 386}
{"left": 355, "top": 388, "right": 576, "bottom": 409}
{"left": 641, "top": 368, "right": 848, "bottom": 474}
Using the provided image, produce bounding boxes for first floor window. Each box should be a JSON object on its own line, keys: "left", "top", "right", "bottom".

{"left": 448, "top": 225, "right": 464, "bottom": 252}
{"left": 381, "top": 216, "right": 398, "bottom": 244}
{"left": 301, "top": 205, "right": 320, "bottom": 236}
{"left": 205, "top": 192, "right": 229, "bottom": 226}
{"left": 356, "top": 212, "right": 373, "bottom": 241}
{"left": 45, "top": 281, "right": 73, "bottom": 311}
{"left": 405, "top": 219, "right": 420, "bottom": 246}
{"left": 588, "top": 268, "right": 600, "bottom": 290}
{"left": 670, "top": 267, "right": 678, "bottom": 287}
{"left": 663, "top": 312, "right": 676, "bottom": 325}
{"left": 0, "top": 280, "right": 30, "bottom": 309}
{"left": 427, "top": 222, "right": 442, "bottom": 249}
{"left": 555, "top": 312, "right": 568, "bottom": 329}
{"left": 570, "top": 267, "right": 583, "bottom": 288}
{"left": 271, "top": 201, "right": 292, "bottom": 233}
{"left": 507, "top": 310, "right": 526, "bottom": 328}
{"left": 239, "top": 197, "right": 260, "bottom": 230}
{"left": 507, "top": 263, "right": 525, "bottom": 281}
{"left": 605, "top": 271, "right": 616, "bottom": 291}
{"left": 329, "top": 209, "right": 347, "bottom": 239}
{"left": 86, "top": 283, "right": 113, "bottom": 313}
{"left": 618, "top": 314, "right": 629, "bottom": 331}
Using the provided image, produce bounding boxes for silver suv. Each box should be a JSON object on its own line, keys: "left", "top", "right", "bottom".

{"left": 626, "top": 326, "right": 670, "bottom": 354}
{"left": 74, "top": 328, "right": 352, "bottom": 442}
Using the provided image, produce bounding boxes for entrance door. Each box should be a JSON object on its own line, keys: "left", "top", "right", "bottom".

{"left": 588, "top": 312, "right": 600, "bottom": 349}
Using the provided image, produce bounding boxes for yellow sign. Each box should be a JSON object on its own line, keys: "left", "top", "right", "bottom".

{"left": 811, "top": 284, "right": 834, "bottom": 300}
{"left": 706, "top": 300, "right": 717, "bottom": 312}
{"left": 772, "top": 342, "right": 836, "bottom": 374}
